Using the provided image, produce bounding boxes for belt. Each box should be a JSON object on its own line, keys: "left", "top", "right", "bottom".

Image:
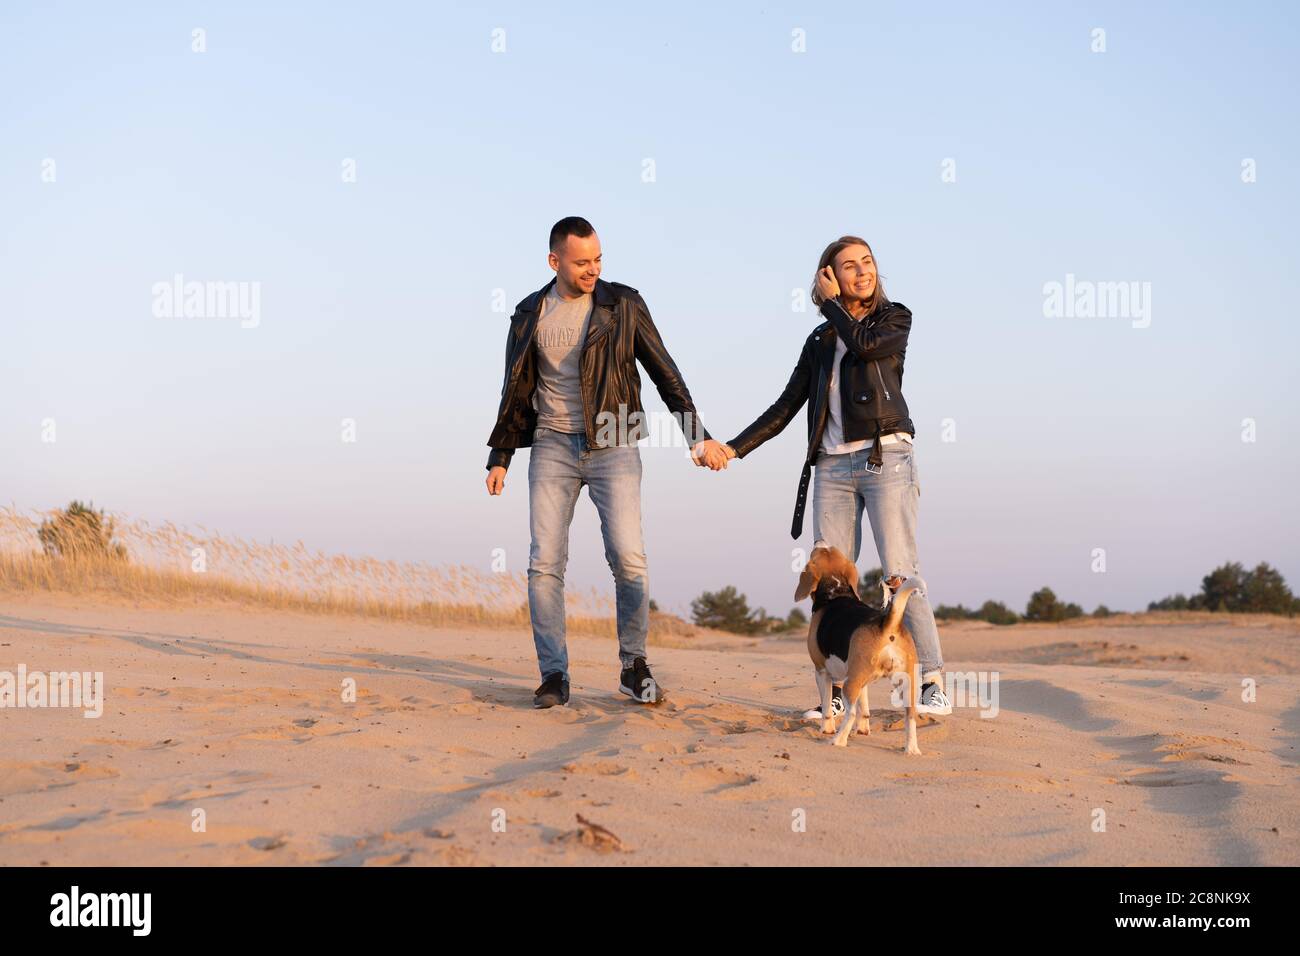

{"left": 791, "top": 461, "right": 813, "bottom": 539}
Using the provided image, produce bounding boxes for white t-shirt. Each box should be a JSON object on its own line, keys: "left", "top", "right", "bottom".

{"left": 821, "top": 332, "right": 912, "bottom": 456}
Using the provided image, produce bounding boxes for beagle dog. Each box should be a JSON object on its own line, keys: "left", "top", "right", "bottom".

{"left": 795, "top": 544, "right": 922, "bottom": 755}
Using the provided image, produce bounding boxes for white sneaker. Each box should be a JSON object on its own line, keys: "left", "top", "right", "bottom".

{"left": 916, "top": 681, "right": 952, "bottom": 716}
{"left": 802, "top": 694, "right": 846, "bottom": 722}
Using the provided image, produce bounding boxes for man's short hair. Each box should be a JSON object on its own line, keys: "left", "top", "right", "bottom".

{"left": 549, "top": 216, "right": 596, "bottom": 252}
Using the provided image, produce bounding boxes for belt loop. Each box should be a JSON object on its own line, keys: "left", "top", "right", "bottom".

{"left": 867, "top": 423, "right": 884, "bottom": 468}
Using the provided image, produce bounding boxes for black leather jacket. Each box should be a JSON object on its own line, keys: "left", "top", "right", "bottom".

{"left": 486, "top": 277, "right": 710, "bottom": 470}
{"left": 727, "top": 298, "right": 916, "bottom": 538}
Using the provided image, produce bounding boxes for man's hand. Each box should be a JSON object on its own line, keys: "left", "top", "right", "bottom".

{"left": 486, "top": 466, "right": 507, "bottom": 495}
{"left": 815, "top": 265, "right": 840, "bottom": 302}
{"left": 691, "top": 440, "right": 733, "bottom": 471}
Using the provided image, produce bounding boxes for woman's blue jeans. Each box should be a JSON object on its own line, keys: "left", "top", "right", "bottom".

{"left": 811, "top": 441, "right": 944, "bottom": 678}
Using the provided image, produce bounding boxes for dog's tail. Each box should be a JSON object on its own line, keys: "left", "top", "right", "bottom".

{"left": 884, "top": 579, "right": 920, "bottom": 635}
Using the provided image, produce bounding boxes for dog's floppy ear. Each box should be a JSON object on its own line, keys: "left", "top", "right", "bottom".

{"left": 827, "top": 547, "right": 861, "bottom": 598}
{"left": 795, "top": 548, "right": 829, "bottom": 601}
{"left": 794, "top": 566, "right": 818, "bottom": 602}
{"left": 796, "top": 546, "right": 830, "bottom": 601}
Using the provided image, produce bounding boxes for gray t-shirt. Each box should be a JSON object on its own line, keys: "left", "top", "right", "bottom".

{"left": 533, "top": 285, "right": 593, "bottom": 433}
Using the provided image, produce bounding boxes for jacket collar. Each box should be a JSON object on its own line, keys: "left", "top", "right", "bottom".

{"left": 519, "top": 277, "right": 617, "bottom": 316}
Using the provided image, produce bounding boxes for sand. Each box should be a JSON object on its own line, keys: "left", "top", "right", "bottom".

{"left": 2, "top": 592, "right": 1298, "bottom": 866}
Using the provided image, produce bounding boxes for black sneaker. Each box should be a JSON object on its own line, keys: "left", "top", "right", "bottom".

{"left": 619, "top": 657, "right": 662, "bottom": 703}
{"left": 533, "top": 672, "right": 569, "bottom": 709}
{"left": 801, "top": 686, "right": 845, "bottom": 721}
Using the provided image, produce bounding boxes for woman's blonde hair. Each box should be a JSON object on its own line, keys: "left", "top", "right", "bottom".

{"left": 810, "top": 235, "right": 890, "bottom": 315}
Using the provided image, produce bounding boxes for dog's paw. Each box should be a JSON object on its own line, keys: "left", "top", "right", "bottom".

{"left": 832, "top": 736, "right": 849, "bottom": 748}
{"left": 820, "top": 720, "right": 837, "bottom": 735}
{"left": 856, "top": 721, "right": 871, "bottom": 735}
{"left": 905, "top": 744, "right": 922, "bottom": 756}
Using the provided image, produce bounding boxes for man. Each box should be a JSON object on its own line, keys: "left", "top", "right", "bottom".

{"left": 485, "top": 217, "right": 726, "bottom": 709}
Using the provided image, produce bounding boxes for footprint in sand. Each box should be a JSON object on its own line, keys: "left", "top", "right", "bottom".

{"left": 1111, "top": 732, "right": 1264, "bottom": 788}
{"left": 1122, "top": 769, "right": 1204, "bottom": 788}
{"left": 1156, "top": 733, "right": 1261, "bottom": 764}
{"left": 0, "top": 760, "right": 120, "bottom": 797}
{"left": 639, "top": 741, "right": 682, "bottom": 755}
{"left": 560, "top": 761, "right": 638, "bottom": 780}
{"left": 1159, "top": 750, "right": 1245, "bottom": 765}
{"left": 719, "top": 721, "right": 757, "bottom": 735}
{"left": 443, "top": 745, "right": 491, "bottom": 758}
{"left": 677, "top": 763, "right": 759, "bottom": 796}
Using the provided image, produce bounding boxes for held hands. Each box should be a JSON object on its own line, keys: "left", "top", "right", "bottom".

{"left": 485, "top": 466, "right": 507, "bottom": 495}
{"left": 691, "top": 439, "right": 737, "bottom": 472}
{"left": 815, "top": 265, "right": 840, "bottom": 302}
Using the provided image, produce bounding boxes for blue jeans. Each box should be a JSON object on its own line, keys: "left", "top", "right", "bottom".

{"left": 527, "top": 426, "right": 649, "bottom": 680}
{"left": 811, "top": 441, "right": 944, "bottom": 678}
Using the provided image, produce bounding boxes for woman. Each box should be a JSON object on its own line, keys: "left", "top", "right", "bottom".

{"left": 702, "top": 236, "right": 951, "bottom": 719}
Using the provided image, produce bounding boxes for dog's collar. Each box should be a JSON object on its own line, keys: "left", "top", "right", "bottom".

{"left": 811, "top": 582, "right": 858, "bottom": 611}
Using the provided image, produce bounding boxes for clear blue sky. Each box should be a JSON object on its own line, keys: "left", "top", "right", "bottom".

{"left": 3, "top": 1, "right": 1297, "bottom": 618}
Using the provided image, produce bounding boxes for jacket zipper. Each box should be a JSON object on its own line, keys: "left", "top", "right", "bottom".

{"left": 810, "top": 366, "right": 830, "bottom": 460}
{"left": 857, "top": 310, "right": 893, "bottom": 401}
{"left": 874, "top": 360, "right": 891, "bottom": 400}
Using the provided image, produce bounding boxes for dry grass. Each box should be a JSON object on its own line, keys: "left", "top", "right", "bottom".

{"left": 7, "top": 507, "right": 1291, "bottom": 642}
{"left": 0, "top": 505, "right": 633, "bottom": 636}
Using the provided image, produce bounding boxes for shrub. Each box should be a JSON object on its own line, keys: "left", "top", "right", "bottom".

{"left": 1148, "top": 562, "right": 1294, "bottom": 615}
{"left": 978, "top": 600, "right": 1021, "bottom": 625}
{"left": 1148, "top": 593, "right": 1192, "bottom": 611}
{"left": 935, "top": 603, "right": 976, "bottom": 621}
{"left": 691, "top": 585, "right": 763, "bottom": 634}
{"left": 1237, "top": 563, "right": 1294, "bottom": 613}
{"left": 935, "top": 600, "right": 1019, "bottom": 625}
{"left": 1025, "top": 587, "right": 1083, "bottom": 622}
{"left": 37, "top": 501, "right": 127, "bottom": 562}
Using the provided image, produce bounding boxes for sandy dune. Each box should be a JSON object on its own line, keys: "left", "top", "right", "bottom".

{"left": 1, "top": 592, "right": 1297, "bottom": 866}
